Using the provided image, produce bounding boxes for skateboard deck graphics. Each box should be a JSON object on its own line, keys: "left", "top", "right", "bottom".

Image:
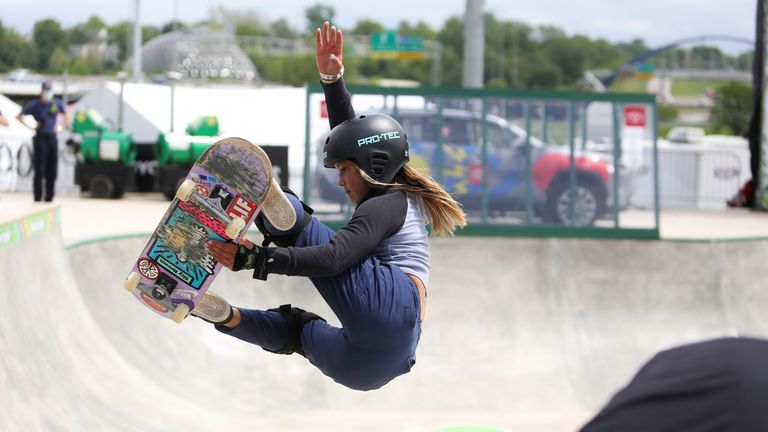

{"left": 127, "top": 139, "right": 273, "bottom": 321}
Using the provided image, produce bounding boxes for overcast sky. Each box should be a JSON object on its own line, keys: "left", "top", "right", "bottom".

{"left": 7, "top": 0, "right": 758, "bottom": 53}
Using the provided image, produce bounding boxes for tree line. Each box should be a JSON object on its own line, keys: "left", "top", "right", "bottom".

{"left": 0, "top": 4, "right": 754, "bottom": 90}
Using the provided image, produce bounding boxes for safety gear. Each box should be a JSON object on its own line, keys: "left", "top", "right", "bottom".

{"left": 262, "top": 304, "right": 325, "bottom": 357}
{"left": 323, "top": 113, "right": 409, "bottom": 185}
{"left": 42, "top": 90, "right": 54, "bottom": 101}
{"left": 232, "top": 243, "right": 270, "bottom": 280}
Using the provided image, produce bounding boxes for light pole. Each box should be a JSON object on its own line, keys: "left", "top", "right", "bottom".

{"left": 462, "top": 0, "right": 485, "bottom": 88}
{"left": 166, "top": 71, "right": 182, "bottom": 132}
{"left": 132, "top": 0, "right": 143, "bottom": 82}
{"left": 116, "top": 71, "right": 129, "bottom": 131}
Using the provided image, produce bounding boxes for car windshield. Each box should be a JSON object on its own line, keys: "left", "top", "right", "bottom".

{"left": 398, "top": 110, "right": 544, "bottom": 149}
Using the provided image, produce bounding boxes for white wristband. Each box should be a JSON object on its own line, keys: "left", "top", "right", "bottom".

{"left": 320, "top": 66, "right": 344, "bottom": 84}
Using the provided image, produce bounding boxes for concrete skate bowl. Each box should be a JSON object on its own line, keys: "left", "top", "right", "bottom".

{"left": 3, "top": 204, "right": 768, "bottom": 432}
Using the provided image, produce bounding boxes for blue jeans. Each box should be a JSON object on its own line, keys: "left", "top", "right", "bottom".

{"left": 217, "top": 203, "right": 422, "bottom": 391}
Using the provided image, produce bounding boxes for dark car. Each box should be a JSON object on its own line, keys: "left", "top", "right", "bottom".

{"left": 315, "top": 108, "right": 627, "bottom": 226}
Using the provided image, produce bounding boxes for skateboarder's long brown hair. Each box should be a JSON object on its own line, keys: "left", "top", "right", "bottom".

{"left": 359, "top": 164, "right": 466, "bottom": 237}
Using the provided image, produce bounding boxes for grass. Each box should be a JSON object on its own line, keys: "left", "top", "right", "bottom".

{"left": 610, "top": 78, "right": 728, "bottom": 98}
{"left": 610, "top": 79, "right": 647, "bottom": 93}
{"left": 670, "top": 80, "right": 723, "bottom": 97}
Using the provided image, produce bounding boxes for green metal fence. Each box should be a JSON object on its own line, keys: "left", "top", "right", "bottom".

{"left": 304, "top": 83, "right": 660, "bottom": 239}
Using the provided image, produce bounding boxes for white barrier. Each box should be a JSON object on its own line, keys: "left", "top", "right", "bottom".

{"left": 0, "top": 133, "right": 78, "bottom": 194}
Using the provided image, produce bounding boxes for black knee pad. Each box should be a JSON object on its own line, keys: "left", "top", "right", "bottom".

{"left": 263, "top": 304, "right": 325, "bottom": 357}
{"left": 255, "top": 187, "right": 314, "bottom": 247}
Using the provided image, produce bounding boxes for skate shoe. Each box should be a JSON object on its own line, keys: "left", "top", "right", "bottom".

{"left": 191, "top": 291, "right": 233, "bottom": 324}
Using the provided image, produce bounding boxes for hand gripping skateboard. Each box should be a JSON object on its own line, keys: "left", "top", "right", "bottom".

{"left": 123, "top": 137, "right": 295, "bottom": 323}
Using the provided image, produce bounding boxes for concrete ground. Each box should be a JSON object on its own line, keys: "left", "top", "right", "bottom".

{"left": 3, "top": 191, "right": 768, "bottom": 243}
{"left": 2, "top": 190, "right": 768, "bottom": 431}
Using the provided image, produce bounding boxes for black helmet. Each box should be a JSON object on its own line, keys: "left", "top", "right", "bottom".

{"left": 323, "top": 113, "right": 409, "bottom": 185}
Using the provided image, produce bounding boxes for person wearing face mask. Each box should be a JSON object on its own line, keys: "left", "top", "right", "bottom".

{"left": 16, "top": 80, "right": 68, "bottom": 202}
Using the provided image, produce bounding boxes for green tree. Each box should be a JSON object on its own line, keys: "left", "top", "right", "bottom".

{"left": 70, "top": 16, "right": 108, "bottom": 45}
{"left": 108, "top": 21, "right": 131, "bottom": 61}
{"left": 397, "top": 21, "right": 435, "bottom": 40}
{"left": 142, "top": 25, "right": 162, "bottom": 42}
{"left": 710, "top": 81, "right": 753, "bottom": 134}
{"left": 69, "top": 26, "right": 90, "bottom": 45}
{"left": 616, "top": 38, "right": 649, "bottom": 59}
{"left": 235, "top": 20, "right": 269, "bottom": 37}
{"left": 524, "top": 60, "right": 563, "bottom": 88}
{"left": 542, "top": 35, "right": 588, "bottom": 84}
{"left": 161, "top": 21, "right": 187, "bottom": 33}
{"left": 33, "top": 18, "right": 68, "bottom": 71}
{"left": 305, "top": 4, "right": 335, "bottom": 34}
{"left": 0, "top": 20, "right": 37, "bottom": 71}
{"left": 483, "top": 16, "right": 534, "bottom": 88}
{"left": 737, "top": 51, "right": 754, "bottom": 70}
{"left": 537, "top": 25, "right": 567, "bottom": 41}
{"left": 47, "top": 47, "right": 69, "bottom": 73}
{"left": 436, "top": 16, "right": 464, "bottom": 86}
{"left": 350, "top": 19, "right": 385, "bottom": 35}
{"left": 70, "top": 53, "right": 104, "bottom": 75}
{"left": 270, "top": 18, "right": 298, "bottom": 39}
{"left": 250, "top": 54, "right": 322, "bottom": 86}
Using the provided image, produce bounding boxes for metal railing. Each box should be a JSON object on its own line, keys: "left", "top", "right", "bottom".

{"left": 304, "top": 84, "right": 660, "bottom": 239}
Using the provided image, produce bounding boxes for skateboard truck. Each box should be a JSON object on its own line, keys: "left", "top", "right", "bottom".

{"left": 124, "top": 271, "right": 190, "bottom": 323}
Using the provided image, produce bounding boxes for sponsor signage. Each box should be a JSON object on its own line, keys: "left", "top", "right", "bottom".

{"left": 624, "top": 106, "right": 647, "bottom": 127}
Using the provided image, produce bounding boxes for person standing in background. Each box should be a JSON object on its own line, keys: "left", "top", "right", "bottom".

{"left": 16, "top": 80, "right": 68, "bottom": 202}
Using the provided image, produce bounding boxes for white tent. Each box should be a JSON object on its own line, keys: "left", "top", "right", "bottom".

{"left": 73, "top": 81, "right": 310, "bottom": 192}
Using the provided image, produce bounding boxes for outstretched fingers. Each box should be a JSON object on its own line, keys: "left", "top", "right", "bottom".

{"left": 207, "top": 240, "right": 236, "bottom": 269}
{"left": 316, "top": 22, "right": 343, "bottom": 52}
{"left": 329, "top": 24, "right": 337, "bottom": 47}
{"left": 317, "top": 21, "right": 331, "bottom": 49}
{"left": 315, "top": 21, "right": 343, "bottom": 73}
{"left": 335, "top": 29, "right": 343, "bottom": 57}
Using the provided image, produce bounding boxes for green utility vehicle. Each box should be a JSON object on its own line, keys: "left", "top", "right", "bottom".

{"left": 155, "top": 115, "right": 221, "bottom": 199}
{"left": 69, "top": 110, "right": 136, "bottom": 198}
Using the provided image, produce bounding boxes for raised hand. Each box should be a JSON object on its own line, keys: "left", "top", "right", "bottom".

{"left": 315, "top": 21, "right": 344, "bottom": 75}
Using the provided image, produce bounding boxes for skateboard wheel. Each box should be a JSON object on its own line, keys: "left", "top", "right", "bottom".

{"left": 124, "top": 272, "right": 140, "bottom": 293}
{"left": 175, "top": 179, "right": 196, "bottom": 201}
{"left": 225, "top": 217, "right": 246, "bottom": 239}
{"left": 171, "top": 303, "right": 190, "bottom": 323}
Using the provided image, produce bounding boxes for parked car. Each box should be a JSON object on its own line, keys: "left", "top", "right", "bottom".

{"left": 7, "top": 69, "right": 44, "bottom": 83}
{"left": 315, "top": 108, "right": 628, "bottom": 226}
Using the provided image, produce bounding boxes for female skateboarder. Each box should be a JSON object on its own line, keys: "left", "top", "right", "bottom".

{"left": 195, "top": 21, "right": 466, "bottom": 391}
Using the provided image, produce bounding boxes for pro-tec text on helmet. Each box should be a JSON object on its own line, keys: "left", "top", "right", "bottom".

{"left": 357, "top": 131, "right": 401, "bottom": 147}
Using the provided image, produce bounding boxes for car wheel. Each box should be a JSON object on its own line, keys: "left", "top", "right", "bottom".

{"left": 89, "top": 175, "right": 115, "bottom": 199}
{"left": 545, "top": 178, "right": 605, "bottom": 226}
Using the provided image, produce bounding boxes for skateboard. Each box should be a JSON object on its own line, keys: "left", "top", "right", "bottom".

{"left": 123, "top": 137, "right": 296, "bottom": 323}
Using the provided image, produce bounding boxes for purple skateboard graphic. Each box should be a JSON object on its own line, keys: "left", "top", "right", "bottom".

{"left": 123, "top": 137, "right": 295, "bottom": 323}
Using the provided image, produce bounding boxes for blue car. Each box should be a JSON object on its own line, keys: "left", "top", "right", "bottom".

{"left": 315, "top": 108, "right": 627, "bottom": 226}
